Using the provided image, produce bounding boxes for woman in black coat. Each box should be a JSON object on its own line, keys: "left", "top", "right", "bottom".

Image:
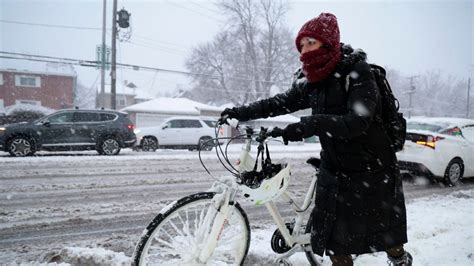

{"left": 220, "top": 13, "right": 412, "bottom": 266}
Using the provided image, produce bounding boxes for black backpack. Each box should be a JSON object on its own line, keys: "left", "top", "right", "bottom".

{"left": 343, "top": 64, "right": 407, "bottom": 152}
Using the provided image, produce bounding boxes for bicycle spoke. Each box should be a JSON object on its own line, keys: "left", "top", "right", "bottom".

{"left": 134, "top": 193, "right": 250, "bottom": 266}
{"left": 168, "top": 218, "right": 185, "bottom": 238}
{"left": 159, "top": 227, "right": 176, "bottom": 243}
{"left": 149, "top": 245, "right": 180, "bottom": 256}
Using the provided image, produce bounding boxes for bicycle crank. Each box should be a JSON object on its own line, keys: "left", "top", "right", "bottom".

{"left": 271, "top": 222, "right": 294, "bottom": 254}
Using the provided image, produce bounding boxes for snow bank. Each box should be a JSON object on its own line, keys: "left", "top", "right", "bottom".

{"left": 50, "top": 189, "right": 472, "bottom": 265}
{"left": 247, "top": 189, "right": 474, "bottom": 265}
{"left": 51, "top": 247, "right": 130, "bottom": 266}
{"left": 0, "top": 143, "right": 322, "bottom": 163}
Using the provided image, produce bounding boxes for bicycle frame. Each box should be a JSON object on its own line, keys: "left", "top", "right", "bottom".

{"left": 205, "top": 135, "right": 318, "bottom": 263}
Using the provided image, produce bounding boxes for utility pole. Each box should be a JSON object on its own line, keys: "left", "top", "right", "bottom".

{"left": 111, "top": 0, "right": 117, "bottom": 110}
{"left": 100, "top": 0, "right": 106, "bottom": 108}
{"left": 405, "top": 76, "right": 418, "bottom": 118}
{"left": 467, "top": 77, "right": 471, "bottom": 118}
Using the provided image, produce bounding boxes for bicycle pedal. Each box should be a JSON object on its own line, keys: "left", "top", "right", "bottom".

{"left": 275, "top": 258, "right": 292, "bottom": 266}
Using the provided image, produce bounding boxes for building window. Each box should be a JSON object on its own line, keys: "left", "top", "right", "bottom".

{"left": 0, "top": 73, "right": 3, "bottom": 86}
{"left": 15, "top": 75, "right": 41, "bottom": 87}
{"left": 119, "top": 99, "right": 126, "bottom": 106}
{"left": 15, "top": 99, "right": 41, "bottom": 106}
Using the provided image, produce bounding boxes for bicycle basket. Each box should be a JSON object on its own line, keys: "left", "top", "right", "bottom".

{"left": 239, "top": 162, "right": 291, "bottom": 205}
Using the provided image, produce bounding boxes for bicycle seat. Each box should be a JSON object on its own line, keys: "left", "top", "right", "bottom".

{"left": 306, "top": 157, "right": 320, "bottom": 170}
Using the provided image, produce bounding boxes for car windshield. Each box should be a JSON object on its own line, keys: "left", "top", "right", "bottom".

{"left": 462, "top": 125, "right": 474, "bottom": 142}
{"left": 33, "top": 114, "right": 49, "bottom": 123}
{"left": 407, "top": 122, "right": 449, "bottom": 132}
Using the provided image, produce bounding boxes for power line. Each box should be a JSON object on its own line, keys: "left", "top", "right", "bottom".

{"left": 5, "top": 19, "right": 290, "bottom": 72}
{"left": 126, "top": 40, "right": 188, "bottom": 56}
{"left": 164, "top": 0, "right": 220, "bottom": 22}
{"left": 132, "top": 34, "right": 191, "bottom": 50}
{"left": 0, "top": 19, "right": 106, "bottom": 31}
{"left": 187, "top": 0, "right": 222, "bottom": 16}
{"left": 0, "top": 51, "right": 291, "bottom": 86}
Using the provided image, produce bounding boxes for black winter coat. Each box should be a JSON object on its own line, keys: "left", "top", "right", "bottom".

{"left": 235, "top": 44, "right": 407, "bottom": 256}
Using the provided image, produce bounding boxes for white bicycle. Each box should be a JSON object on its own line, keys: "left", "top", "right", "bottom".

{"left": 132, "top": 122, "right": 323, "bottom": 265}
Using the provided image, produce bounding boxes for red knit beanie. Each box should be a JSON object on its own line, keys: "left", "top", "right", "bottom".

{"left": 295, "top": 13, "right": 340, "bottom": 52}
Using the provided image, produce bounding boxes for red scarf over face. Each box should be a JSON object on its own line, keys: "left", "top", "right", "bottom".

{"left": 300, "top": 45, "right": 342, "bottom": 83}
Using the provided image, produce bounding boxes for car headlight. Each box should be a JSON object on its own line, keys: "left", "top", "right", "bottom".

{"left": 0, "top": 127, "right": 5, "bottom": 135}
{"left": 134, "top": 128, "right": 141, "bottom": 134}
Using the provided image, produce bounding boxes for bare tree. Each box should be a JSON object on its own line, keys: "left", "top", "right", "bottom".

{"left": 185, "top": 0, "right": 299, "bottom": 105}
{"left": 74, "top": 80, "right": 96, "bottom": 109}
{"left": 388, "top": 69, "right": 470, "bottom": 118}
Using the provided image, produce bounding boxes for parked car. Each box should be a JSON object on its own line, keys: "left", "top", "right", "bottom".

{"left": 135, "top": 117, "right": 222, "bottom": 151}
{"left": 0, "top": 109, "right": 137, "bottom": 156}
{"left": 396, "top": 117, "right": 474, "bottom": 185}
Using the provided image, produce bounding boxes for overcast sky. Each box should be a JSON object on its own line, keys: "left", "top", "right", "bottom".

{"left": 1, "top": 0, "right": 472, "bottom": 97}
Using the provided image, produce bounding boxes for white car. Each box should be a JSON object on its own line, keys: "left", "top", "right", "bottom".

{"left": 134, "top": 117, "right": 222, "bottom": 151}
{"left": 396, "top": 117, "right": 474, "bottom": 185}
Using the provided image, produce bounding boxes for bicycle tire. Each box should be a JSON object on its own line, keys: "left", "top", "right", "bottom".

{"left": 133, "top": 192, "right": 250, "bottom": 266}
{"left": 304, "top": 215, "right": 324, "bottom": 266}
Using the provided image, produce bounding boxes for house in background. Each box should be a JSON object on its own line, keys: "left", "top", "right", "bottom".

{"left": 123, "top": 97, "right": 303, "bottom": 140}
{"left": 0, "top": 69, "right": 76, "bottom": 111}
{"left": 96, "top": 81, "right": 155, "bottom": 110}
{"left": 121, "top": 97, "right": 224, "bottom": 128}
{"left": 241, "top": 114, "right": 301, "bottom": 130}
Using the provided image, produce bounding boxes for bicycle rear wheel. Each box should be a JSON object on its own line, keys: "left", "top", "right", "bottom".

{"left": 304, "top": 215, "right": 324, "bottom": 266}
{"left": 133, "top": 192, "right": 250, "bottom": 265}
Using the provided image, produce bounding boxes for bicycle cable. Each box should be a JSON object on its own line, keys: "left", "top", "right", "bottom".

{"left": 197, "top": 122, "right": 249, "bottom": 177}
{"left": 198, "top": 136, "right": 242, "bottom": 177}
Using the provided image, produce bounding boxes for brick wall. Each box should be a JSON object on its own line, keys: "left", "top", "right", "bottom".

{"left": 0, "top": 70, "right": 75, "bottom": 110}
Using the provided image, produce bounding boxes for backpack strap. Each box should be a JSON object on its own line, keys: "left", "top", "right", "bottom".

{"left": 340, "top": 65, "right": 384, "bottom": 124}
{"left": 344, "top": 74, "right": 351, "bottom": 92}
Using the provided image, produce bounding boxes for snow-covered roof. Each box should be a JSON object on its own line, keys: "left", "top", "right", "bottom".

{"left": 5, "top": 104, "right": 56, "bottom": 115}
{"left": 0, "top": 67, "right": 76, "bottom": 78}
{"left": 121, "top": 97, "right": 223, "bottom": 115}
{"left": 99, "top": 84, "right": 155, "bottom": 100}
{"left": 219, "top": 103, "right": 235, "bottom": 109}
{"left": 254, "top": 114, "right": 300, "bottom": 123}
{"left": 408, "top": 117, "right": 474, "bottom": 128}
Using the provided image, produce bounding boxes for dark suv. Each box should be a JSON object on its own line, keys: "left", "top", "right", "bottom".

{"left": 0, "top": 109, "right": 136, "bottom": 156}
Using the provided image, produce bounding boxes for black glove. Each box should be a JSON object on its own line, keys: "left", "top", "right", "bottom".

{"left": 282, "top": 123, "right": 304, "bottom": 145}
{"left": 270, "top": 127, "right": 285, "bottom": 138}
{"left": 218, "top": 108, "right": 240, "bottom": 125}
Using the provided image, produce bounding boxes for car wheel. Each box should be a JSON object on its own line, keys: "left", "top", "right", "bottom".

{"left": 97, "top": 136, "right": 121, "bottom": 155}
{"left": 141, "top": 137, "right": 158, "bottom": 152}
{"left": 8, "top": 136, "right": 36, "bottom": 157}
{"left": 198, "top": 136, "right": 214, "bottom": 151}
{"left": 444, "top": 158, "right": 464, "bottom": 186}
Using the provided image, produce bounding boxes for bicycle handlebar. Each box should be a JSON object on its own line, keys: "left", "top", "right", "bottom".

{"left": 217, "top": 118, "right": 284, "bottom": 143}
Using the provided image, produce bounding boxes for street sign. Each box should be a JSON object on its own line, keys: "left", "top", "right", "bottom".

{"left": 96, "top": 44, "right": 111, "bottom": 70}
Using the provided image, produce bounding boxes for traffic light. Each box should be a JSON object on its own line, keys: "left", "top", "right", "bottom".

{"left": 117, "top": 9, "right": 130, "bottom": 28}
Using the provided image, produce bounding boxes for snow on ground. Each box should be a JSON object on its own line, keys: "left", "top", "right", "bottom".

{"left": 35, "top": 189, "right": 473, "bottom": 265}
{"left": 0, "top": 143, "right": 321, "bottom": 163}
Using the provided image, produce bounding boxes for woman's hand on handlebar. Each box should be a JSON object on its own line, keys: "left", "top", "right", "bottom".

{"left": 269, "top": 127, "right": 292, "bottom": 145}
{"left": 269, "top": 127, "right": 285, "bottom": 138}
{"left": 217, "top": 116, "right": 239, "bottom": 128}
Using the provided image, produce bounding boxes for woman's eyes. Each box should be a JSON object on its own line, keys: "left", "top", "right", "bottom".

{"left": 301, "top": 40, "right": 317, "bottom": 47}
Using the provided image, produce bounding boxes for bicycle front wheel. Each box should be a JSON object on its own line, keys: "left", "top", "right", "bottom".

{"left": 133, "top": 192, "right": 250, "bottom": 266}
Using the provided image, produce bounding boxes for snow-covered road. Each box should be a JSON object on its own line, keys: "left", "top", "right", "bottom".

{"left": 0, "top": 145, "right": 473, "bottom": 265}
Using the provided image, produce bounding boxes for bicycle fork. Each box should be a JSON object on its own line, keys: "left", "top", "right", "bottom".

{"left": 198, "top": 188, "right": 232, "bottom": 263}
